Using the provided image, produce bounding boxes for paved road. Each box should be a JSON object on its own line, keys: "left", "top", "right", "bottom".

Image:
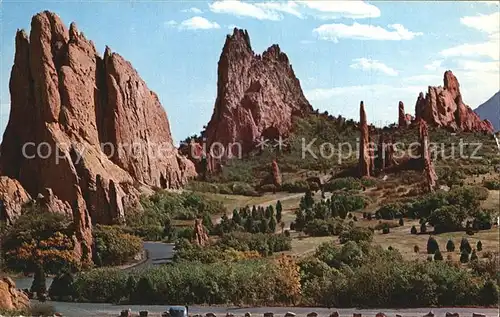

{"left": 25, "top": 302, "right": 500, "bottom": 317}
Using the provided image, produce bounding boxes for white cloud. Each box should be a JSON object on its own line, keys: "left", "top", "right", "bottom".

{"left": 404, "top": 74, "right": 442, "bottom": 84}
{"left": 209, "top": 0, "right": 380, "bottom": 20}
{"left": 424, "top": 60, "right": 443, "bottom": 71}
{"left": 440, "top": 12, "right": 499, "bottom": 61}
{"left": 313, "top": 23, "right": 423, "bottom": 42}
{"left": 182, "top": 7, "right": 203, "bottom": 14}
{"left": 350, "top": 58, "right": 398, "bottom": 76}
{"left": 178, "top": 17, "right": 221, "bottom": 30}
{"left": 209, "top": 0, "right": 282, "bottom": 20}
{"left": 165, "top": 20, "right": 177, "bottom": 27}
{"left": 454, "top": 59, "right": 500, "bottom": 72}
{"left": 297, "top": 0, "right": 380, "bottom": 19}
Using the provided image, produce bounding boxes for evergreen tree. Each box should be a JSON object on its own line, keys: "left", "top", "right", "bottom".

{"left": 163, "top": 216, "right": 173, "bottom": 238}
{"left": 470, "top": 249, "right": 479, "bottom": 261}
{"left": 251, "top": 205, "right": 257, "bottom": 219}
{"left": 30, "top": 264, "right": 47, "bottom": 297}
{"left": 276, "top": 200, "right": 283, "bottom": 223}
{"left": 479, "top": 280, "right": 499, "bottom": 306}
{"left": 302, "top": 190, "right": 314, "bottom": 209}
{"left": 427, "top": 236, "right": 439, "bottom": 254}
{"left": 411, "top": 225, "right": 417, "bottom": 234}
{"left": 294, "top": 209, "right": 306, "bottom": 231}
{"left": 446, "top": 239, "right": 455, "bottom": 252}
{"left": 244, "top": 217, "right": 254, "bottom": 233}
{"left": 434, "top": 249, "right": 443, "bottom": 261}
{"left": 232, "top": 209, "right": 242, "bottom": 226}
{"left": 460, "top": 237, "right": 472, "bottom": 254}
{"left": 414, "top": 245, "right": 420, "bottom": 253}
{"left": 399, "top": 218, "right": 404, "bottom": 226}
{"left": 267, "top": 205, "right": 274, "bottom": 219}
{"left": 260, "top": 219, "right": 270, "bottom": 233}
{"left": 269, "top": 215, "right": 277, "bottom": 232}
{"left": 420, "top": 223, "right": 427, "bottom": 233}
{"left": 476, "top": 240, "right": 483, "bottom": 251}
{"left": 460, "top": 250, "right": 470, "bottom": 263}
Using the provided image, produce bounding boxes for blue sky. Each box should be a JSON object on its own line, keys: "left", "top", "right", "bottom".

{"left": 1, "top": 1, "right": 499, "bottom": 144}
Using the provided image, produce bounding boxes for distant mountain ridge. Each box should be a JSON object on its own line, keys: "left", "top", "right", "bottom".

{"left": 475, "top": 91, "right": 500, "bottom": 131}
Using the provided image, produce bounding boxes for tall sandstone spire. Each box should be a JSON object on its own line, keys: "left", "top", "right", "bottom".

{"left": 359, "top": 101, "right": 373, "bottom": 177}
{"left": 202, "top": 29, "right": 312, "bottom": 169}
{"left": 419, "top": 120, "right": 438, "bottom": 192}
{"left": 0, "top": 11, "right": 196, "bottom": 263}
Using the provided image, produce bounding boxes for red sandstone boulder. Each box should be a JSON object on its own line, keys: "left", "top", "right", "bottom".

{"left": 0, "top": 176, "right": 31, "bottom": 225}
{"left": 193, "top": 219, "right": 209, "bottom": 246}
{"left": 0, "top": 11, "right": 195, "bottom": 264}
{"left": 414, "top": 71, "right": 493, "bottom": 133}
{"left": 203, "top": 29, "right": 312, "bottom": 168}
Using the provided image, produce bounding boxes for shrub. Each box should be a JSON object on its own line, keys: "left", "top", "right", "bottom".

{"left": 216, "top": 232, "right": 291, "bottom": 256}
{"left": 93, "top": 225, "right": 142, "bottom": 267}
{"left": 399, "top": 218, "right": 404, "bottom": 226}
{"left": 414, "top": 245, "right": 420, "bottom": 253}
{"left": 427, "top": 236, "right": 439, "bottom": 254}
{"left": 48, "top": 271, "right": 75, "bottom": 301}
{"left": 460, "top": 251, "right": 470, "bottom": 263}
{"left": 324, "top": 177, "right": 362, "bottom": 192}
{"left": 428, "top": 205, "right": 466, "bottom": 233}
{"left": 375, "top": 203, "right": 405, "bottom": 220}
{"left": 470, "top": 250, "right": 479, "bottom": 262}
{"left": 339, "top": 227, "right": 373, "bottom": 244}
{"left": 282, "top": 181, "right": 310, "bottom": 193}
{"left": 483, "top": 180, "right": 500, "bottom": 190}
{"left": 29, "top": 303, "right": 56, "bottom": 317}
{"left": 411, "top": 225, "right": 417, "bottom": 234}
{"left": 479, "top": 280, "right": 499, "bottom": 306}
{"left": 434, "top": 250, "right": 443, "bottom": 261}
{"left": 477, "top": 240, "right": 483, "bottom": 251}
{"left": 460, "top": 238, "right": 472, "bottom": 254}
{"left": 382, "top": 227, "right": 390, "bottom": 234}
{"left": 446, "top": 240, "right": 455, "bottom": 252}
{"left": 303, "top": 218, "right": 346, "bottom": 237}
{"left": 420, "top": 223, "right": 427, "bottom": 233}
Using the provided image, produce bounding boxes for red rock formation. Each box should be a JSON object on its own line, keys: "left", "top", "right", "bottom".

{"left": 271, "top": 160, "right": 282, "bottom": 187}
{"left": 359, "top": 101, "right": 373, "bottom": 177}
{"left": 415, "top": 71, "right": 493, "bottom": 133}
{"left": 0, "top": 277, "right": 30, "bottom": 312}
{"left": 203, "top": 29, "right": 312, "bottom": 167}
{"left": 398, "top": 101, "right": 410, "bottom": 127}
{"left": 0, "top": 177, "right": 31, "bottom": 225}
{"left": 375, "top": 133, "right": 396, "bottom": 171}
{"left": 0, "top": 11, "right": 195, "bottom": 264}
{"left": 419, "top": 120, "right": 437, "bottom": 192}
{"left": 193, "top": 218, "right": 209, "bottom": 246}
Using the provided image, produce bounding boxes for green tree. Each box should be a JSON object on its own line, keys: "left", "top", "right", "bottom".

{"left": 460, "top": 250, "right": 470, "bottom": 263}
{"left": 260, "top": 219, "right": 270, "bottom": 233}
{"left": 434, "top": 249, "right": 443, "bottom": 261}
{"left": 446, "top": 239, "right": 455, "bottom": 252}
{"left": 269, "top": 215, "right": 277, "bottom": 233}
{"left": 202, "top": 212, "right": 213, "bottom": 233}
{"left": 427, "top": 236, "right": 439, "bottom": 254}
{"left": 470, "top": 250, "right": 479, "bottom": 261}
{"left": 420, "top": 223, "right": 427, "bottom": 233}
{"left": 476, "top": 240, "right": 483, "bottom": 251}
{"left": 30, "top": 264, "right": 47, "bottom": 297}
{"left": 428, "top": 205, "right": 467, "bottom": 233}
{"left": 244, "top": 217, "right": 254, "bottom": 233}
{"left": 276, "top": 200, "right": 283, "bottom": 223}
{"left": 232, "top": 209, "right": 242, "bottom": 226}
{"left": 411, "top": 225, "right": 417, "bottom": 234}
{"left": 479, "top": 280, "right": 499, "bottom": 306}
{"left": 460, "top": 237, "right": 472, "bottom": 254}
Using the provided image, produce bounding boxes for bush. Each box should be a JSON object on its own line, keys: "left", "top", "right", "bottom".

{"left": 216, "top": 232, "right": 291, "bottom": 256}
{"left": 420, "top": 223, "right": 427, "bottom": 233}
{"left": 428, "top": 205, "right": 466, "bottom": 233}
{"left": 93, "top": 225, "right": 142, "bottom": 267}
{"left": 446, "top": 240, "right": 455, "bottom": 252}
{"left": 470, "top": 250, "right": 479, "bottom": 262}
{"left": 477, "top": 240, "right": 483, "bottom": 251}
{"left": 483, "top": 179, "right": 500, "bottom": 190}
{"left": 324, "top": 177, "right": 362, "bottom": 192}
{"left": 414, "top": 245, "right": 419, "bottom": 253}
{"left": 411, "top": 225, "right": 417, "bottom": 234}
{"left": 460, "top": 238, "right": 472, "bottom": 254}
{"left": 48, "top": 271, "right": 75, "bottom": 301}
{"left": 382, "top": 227, "right": 390, "bottom": 234}
{"left": 282, "top": 181, "right": 310, "bottom": 193}
{"left": 427, "top": 236, "right": 439, "bottom": 254}
{"left": 434, "top": 250, "right": 443, "bottom": 261}
{"left": 339, "top": 227, "right": 373, "bottom": 244}
{"left": 375, "top": 203, "right": 406, "bottom": 220}
{"left": 399, "top": 218, "right": 404, "bottom": 226}
{"left": 460, "top": 251, "right": 470, "bottom": 263}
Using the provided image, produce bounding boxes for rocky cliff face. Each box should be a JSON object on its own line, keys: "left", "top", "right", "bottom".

{"left": 0, "top": 277, "right": 30, "bottom": 312}
{"left": 203, "top": 29, "right": 312, "bottom": 167}
{"left": 0, "top": 11, "right": 195, "bottom": 263}
{"left": 414, "top": 71, "right": 493, "bottom": 133}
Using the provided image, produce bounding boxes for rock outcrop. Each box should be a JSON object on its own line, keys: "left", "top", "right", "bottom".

{"left": 0, "top": 11, "right": 195, "bottom": 263}
{"left": 0, "top": 277, "right": 30, "bottom": 312}
{"left": 359, "top": 102, "right": 373, "bottom": 177}
{"left": 398, "top": 101, "right": 411, "bottom": 128}
{"left": 375, "top": 133, "right": 395, "bottom": 171}
{"left": 0, "top": 177, "right": 31, "bottom": 225}
{"left": 271, "top": 160, "right": 282, "bottom": 187}
{"left": 414, "top": 71, "right": 493, "bottom": 133}
{"left": 193, "top": 218, "right": 209, "bottom": 246}
{"left": 202, "top": 29, "right": 312, "bottom": 168}
{"left": 419, "top": 120, "right": 437, "bottom": 192}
